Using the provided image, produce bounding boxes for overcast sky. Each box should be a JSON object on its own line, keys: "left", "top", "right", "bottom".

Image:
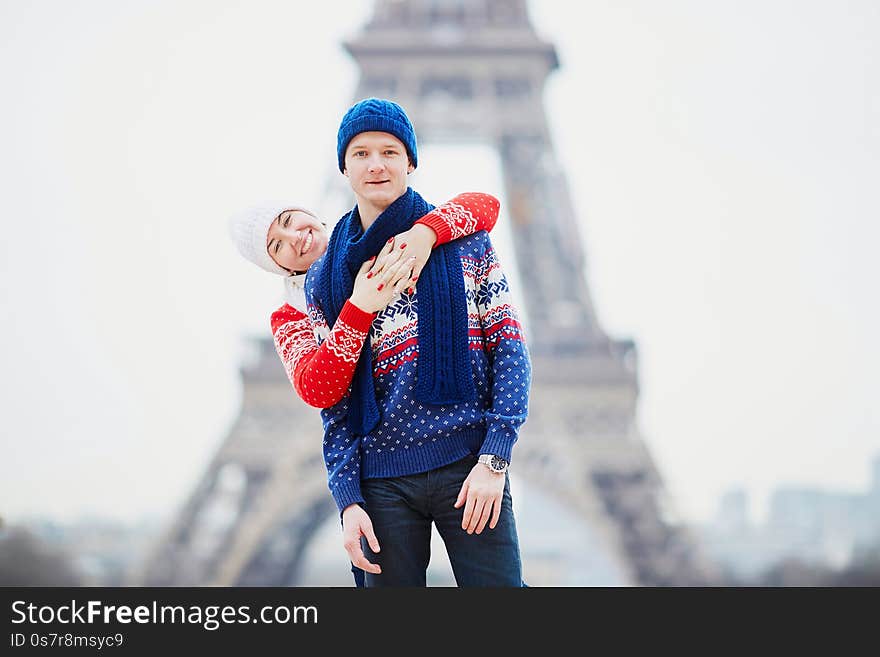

{"left": 2, "top": 0, "right": 878, "bottom": 529}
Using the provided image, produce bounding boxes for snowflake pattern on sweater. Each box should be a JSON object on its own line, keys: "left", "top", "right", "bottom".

{"left": 304, "top": 231, "right": 531, "bottom": 513}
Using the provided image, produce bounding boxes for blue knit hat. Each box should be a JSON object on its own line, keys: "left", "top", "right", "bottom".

{"left": 336, "top": 98, "right": 418, "bottom": 172}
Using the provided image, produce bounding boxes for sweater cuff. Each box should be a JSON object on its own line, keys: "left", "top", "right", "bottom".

{"left": 415, "top": 214, "right": 450, "bottom": 247}
{"left": 339, "top": 299, "right": 376, "bottom": 332}
{"left": 478, "top": 429, "right": 517, "bottom": 465}
{"left": 331, "top": 477, "right": 365, "bottom": 516}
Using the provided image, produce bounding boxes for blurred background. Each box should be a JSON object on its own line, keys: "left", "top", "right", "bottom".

{"left": 2, "top": 0, "right": 878, "bottom": 586}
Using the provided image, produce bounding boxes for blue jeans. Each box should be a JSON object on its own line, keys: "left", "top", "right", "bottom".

{"left": 357, "top": 454, "right": 523, "bottom": 587}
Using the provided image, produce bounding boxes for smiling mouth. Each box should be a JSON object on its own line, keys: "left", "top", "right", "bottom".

{"left": 300, "top": 230, "right": 314, "bottom": 256}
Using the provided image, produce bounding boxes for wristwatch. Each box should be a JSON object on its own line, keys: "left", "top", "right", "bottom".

{"left": 478, "top": 453, "right": 509, "bottom": 475}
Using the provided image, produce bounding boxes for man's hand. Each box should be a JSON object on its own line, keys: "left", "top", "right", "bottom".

{"left": 453, "top": 463, "right": 506, "bottom": 535}
{"left": 341, "top": 504, "right": 382, "bottom": 574}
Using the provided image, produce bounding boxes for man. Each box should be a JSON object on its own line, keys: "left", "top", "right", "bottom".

{"left": 304, "top": 97, "right": 531, "bottom": 586}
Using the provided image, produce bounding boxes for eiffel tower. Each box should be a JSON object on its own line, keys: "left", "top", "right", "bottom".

{"left": 132, "top": 0, "right": 718, "bottom": 587}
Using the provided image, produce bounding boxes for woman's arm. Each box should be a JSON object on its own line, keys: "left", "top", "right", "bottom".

{"left": 272, "top": 300, "right": 374, "bottom": 408}
{"left": 377, "top": 192, "right": 500, "bottom": 294}
{"left": 273, "top": 191, "right": 502, "bottom": 408}
{"left": 415, "top": 191, "right": 500, "bottom": 244}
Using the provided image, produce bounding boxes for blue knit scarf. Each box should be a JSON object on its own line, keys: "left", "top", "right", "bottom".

{"left": 315, "top": 187, "right": 476, "bottom": 436}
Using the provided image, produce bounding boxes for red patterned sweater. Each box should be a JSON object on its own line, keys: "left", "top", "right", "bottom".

{"left": 271, "top": 192, "right": 500, "bottom": 408}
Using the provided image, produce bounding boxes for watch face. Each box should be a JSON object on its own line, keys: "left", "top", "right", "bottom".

{"left": 491, "top": 456, "right": 508, "bottom": 471}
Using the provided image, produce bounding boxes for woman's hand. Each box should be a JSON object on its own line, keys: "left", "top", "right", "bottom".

{"left": 349, "top": 238, "right": 417, "bottom": 313}
{"left": 383, "top": 224, "right": 438, "bottom": 295}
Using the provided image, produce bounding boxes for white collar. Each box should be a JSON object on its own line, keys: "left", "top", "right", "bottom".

{"left": 282, "top": 273, "right": 308, "bottom": 313}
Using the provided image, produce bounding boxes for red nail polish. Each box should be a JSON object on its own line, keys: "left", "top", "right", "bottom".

{"left": 399, "top": 243, "right": 407, "bottom": 249}
{"left": 412, "top": 276, "right": 419, "bottom": 282}
{"left": 366, "top": 272, "right": 373, "bottom": 279}
{"left": 369, "top": 255, "right": 376, "bottom": 262}
{"left": 387, "top": 237, "right": 394, "bottom": 243}
{"left": 377, "top": 283, "right": 384, "bottom": 291}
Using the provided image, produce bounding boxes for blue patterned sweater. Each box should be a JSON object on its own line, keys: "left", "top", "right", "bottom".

{"left": 304, "top": 231, "right": 532, "bottom": 513}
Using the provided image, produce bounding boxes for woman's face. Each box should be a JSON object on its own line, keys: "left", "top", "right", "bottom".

{"left": 266, "top": 209, "right": 328, "bottom": 273}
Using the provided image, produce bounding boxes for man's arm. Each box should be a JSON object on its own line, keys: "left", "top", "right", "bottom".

{"left": 454, "top": 233, "right": 532, "bottom": 535}
{"left": 300, "top": 280, "right": 366, "bottom": 512}
{"left": 320, "top": 394, "right": 383, "bottom": 575}
{"left": 474, "top": 235, "right": 532, "bottom": 463}
{"left": 319, "top": 397, "right": 366, "bottom": 513}
{"left": 303, "top": 271, "right": 380, "bottom": 575}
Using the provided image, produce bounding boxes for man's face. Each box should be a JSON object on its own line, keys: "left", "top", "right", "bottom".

{"left": 266, "top": 209, "right": 328, "bottom": 273}
{"left": 343, "top": 131, "right": 414, "bottom": 213}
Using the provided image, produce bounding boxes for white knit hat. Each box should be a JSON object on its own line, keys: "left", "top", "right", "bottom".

{"left": 227, "top": 201, "right": 318, "bottom": 276}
